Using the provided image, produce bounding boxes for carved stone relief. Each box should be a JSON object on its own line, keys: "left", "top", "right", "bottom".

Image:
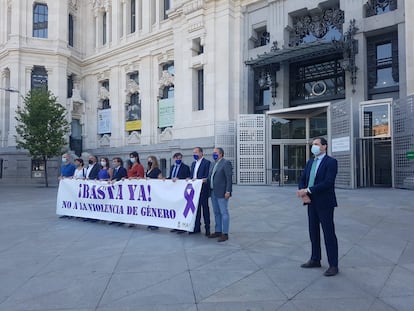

{"left": 289, "top": 8, "right": 344, "bottom": 46}
{"left": 159, "top": 127, "right": 173, "bottom": 142}
{"left": 98, "top": 86, "right": 110, "bottom": 101}
{"left": 127, "top": 131, "right": 141, "bottom": 145}
{"left": 99, "top": 134, "right": 111, "bottom": 147}
{"left": 159, "top": 70, "right": 175, "bottom": 88}
{"left": 125, "top": 79, "right": 140, "bottom": 95}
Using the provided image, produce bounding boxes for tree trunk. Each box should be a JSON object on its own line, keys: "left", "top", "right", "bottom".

{"left": 43, "top": 156, "right": 49, "bottom": 187}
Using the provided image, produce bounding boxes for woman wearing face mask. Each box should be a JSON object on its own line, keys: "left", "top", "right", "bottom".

{"left": 98, "top": 157, "right": 113, "bottom": 181}
{"left": 146, "top": 155, "right": 163, "bottom": 230}
{"left": 127, "top": 151, "right": 145, "bottom": 179}
{"left": 145, "top": 155, "right": 163, "bottom": 179}
{"left": 73, "top": 158, "right": 87, "bottom": 179}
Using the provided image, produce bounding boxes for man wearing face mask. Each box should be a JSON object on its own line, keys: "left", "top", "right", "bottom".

{"left": 60, "top": 153, "right": 76, "bottom": 178}
{"left": 208, "top": 147, "right": 233, "bottom": 242}
{"left": 169, "top": 152, "right": 191, "bottom": 233}
{"left": 169, "top": 152, "right": 191, "bottom": 180}
{"left": 86, "top": 155, "right": 100, "bottom": 180}
{"left": 297, "top": 137, "right": 339, "bottom": 277}
{"left": 190, "top": 147, "right": 211, "bottom": 235}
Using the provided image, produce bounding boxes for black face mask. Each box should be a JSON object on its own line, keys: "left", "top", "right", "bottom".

{"left": 147, "top": 161, "right": 153, "bottom": 168}
{"left": 88, "top": 160, "right": 93, "bottom": 165}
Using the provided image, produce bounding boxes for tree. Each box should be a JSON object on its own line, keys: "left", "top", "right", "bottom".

{"left": 15, "top": 87, "right": 70, "bottom": 187}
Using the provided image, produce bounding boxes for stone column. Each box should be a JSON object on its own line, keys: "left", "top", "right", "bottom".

{"left": 7, "top": 64, "right": 20, "bottom": 147}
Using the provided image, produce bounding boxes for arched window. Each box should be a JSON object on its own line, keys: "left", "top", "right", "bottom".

{"left": 33, "top": 3, "right": 48, "bottom": 38}
{"left": 31, "top": 66, "right": 48, "bottom": 89}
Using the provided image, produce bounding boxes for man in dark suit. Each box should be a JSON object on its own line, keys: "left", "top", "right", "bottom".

{"left": 190, "top": 147, "right": 211, "bottom": 235}
{"left": 297, "top": 137, "right": 339, "bottom": 277}
{"left": 169, "top": 152, "right": 191, "bottom": 233}
{"left": 169, "top": 152, "right": 191, "bottom": 180}
{"left": 208, "top": 147, "right": 233, "bottom": 242}
{"left": 86, "top": 155, "right": 100, "bottom": 180}
{"left": 112, "top": 157, "right": 128, "bottom": 181}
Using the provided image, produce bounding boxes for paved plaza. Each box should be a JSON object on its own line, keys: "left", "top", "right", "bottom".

{"left": 0, "top": 182, "right": 413, "bottom": 311}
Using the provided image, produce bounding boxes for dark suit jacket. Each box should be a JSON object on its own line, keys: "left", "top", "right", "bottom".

{"left": 191, "top": 158, "right": 211, "bottom": 197}
{"left": 112, "top": 166, "right": 128, "bottom": 181}
{"left": 87, "top": 163, "right": 100, "bottom": 180}
{"left": 169, "top": 163, "right": 191, "bottom": 179}
{"left": 209, "top": 158, "right": 233, "bottom": 198}
{"left": 298, "top": 154, "right": 338, "bottom": 208}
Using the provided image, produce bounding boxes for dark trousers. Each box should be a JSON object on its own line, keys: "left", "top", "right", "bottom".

{"left": 307, "top": 204, "right": 338, "bottom": 267}
{"left": 194, "top": 193, "right": 210, "bottom": 233}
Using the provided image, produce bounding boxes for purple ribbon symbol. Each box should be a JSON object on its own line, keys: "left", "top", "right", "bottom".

{"left": 183, "top": 184, "right": 196, "bottom": 218}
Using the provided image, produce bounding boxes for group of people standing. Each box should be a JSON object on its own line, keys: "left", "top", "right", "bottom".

{"left": 60, "top": 147, "right": 233, "bottom": 242}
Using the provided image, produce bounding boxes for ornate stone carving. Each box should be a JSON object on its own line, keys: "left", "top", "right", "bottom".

{"left": 68, "top": 0, "right": 78, "bottom": 12}
{"left": 365, "top": 0, "right": 397, "bottom": 17}
{"left": 159, "top": 70, "right": 175, "bottom": 87}
{"left": 98, "top": 134, "right": 111, "bottom": 147}
{"left": 125, "top": 79, "right": 140, "bottom": 95}
{"left": 127, "top": 131, "right": 141, "bottom": 145}
{"left": 72, "top": 82, "right": 85, "bottom": 104}
{"left": 289, "top": 8, "right": 344, "bottom": 46}
{"left": 183, "top": 0, "right": 204, "bottom": 15}
{"left": 98, "top": 86, "right": 110, "bottom": 101}
{"left": 159, "top": 128, "right": 173, "bottom": 142}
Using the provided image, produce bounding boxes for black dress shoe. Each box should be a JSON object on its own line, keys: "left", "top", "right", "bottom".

{"left": 300, "top": 260, "right": 321, "bottom": 268}
{"left": 324, "top": 266, "right": 339, "bottom": 277}
{"left": 205, "top": 231, "right": 211, "bottom": 237}
{"left": 170, "top": 229, "right": 178, "bottom": 232}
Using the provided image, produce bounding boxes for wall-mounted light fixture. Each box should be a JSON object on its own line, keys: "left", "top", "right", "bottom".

{"left": 339, "top": 19, "right": 359, "bottom": 93}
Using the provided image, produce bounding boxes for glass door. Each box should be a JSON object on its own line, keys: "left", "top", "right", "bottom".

{"left": 271, "top": 144, "right": 307, "bottom": 185}
{"left": 358, "top": 138, "right": 392, "bottom": 187}
{"left": 283, "top": 145, "right": 307, "bottom": 185}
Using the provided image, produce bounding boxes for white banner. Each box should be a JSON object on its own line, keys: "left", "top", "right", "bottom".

{"left": 56, "top": 179, "right": 202, "bottom": 231}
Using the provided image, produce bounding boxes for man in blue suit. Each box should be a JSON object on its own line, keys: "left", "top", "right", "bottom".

{"left": 111, "top": 157, "right": 128, "bottom": 181}
{"left": 190, "top": 147, "right": 211, "bottom": 235}
{"left": 297, "top": 137, "right": 339, "bottom": 277}
{"left": 169, "top": 152, "right": 191, "bottom": 233}
{"left": 169, "top": 152, "right": 191, "bottom": 180}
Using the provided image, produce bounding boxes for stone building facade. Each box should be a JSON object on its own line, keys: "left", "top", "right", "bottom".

{"left": 0, "top": 0, "right": 413, "bottom": 188}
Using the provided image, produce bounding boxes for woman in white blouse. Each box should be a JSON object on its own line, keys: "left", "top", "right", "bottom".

{"left": 73, "top": 158, "right": 87, "bottom": 179}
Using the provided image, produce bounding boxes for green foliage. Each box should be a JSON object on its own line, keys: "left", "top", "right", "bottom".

{"left": 15, "top": 87, "right": 69, "bottom": 159}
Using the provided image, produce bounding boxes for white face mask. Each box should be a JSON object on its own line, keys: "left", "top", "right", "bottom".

{"left": 62, "top": 157, "right": 67, "bottom": 163}
{"left": 100, "top": 161, "right": 106, "bottom": 167}
{"left": 311, "top": 145, "right": 321, "bottom": 156}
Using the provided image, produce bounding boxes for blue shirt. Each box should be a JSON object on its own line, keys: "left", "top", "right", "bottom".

{"left": 61, "top": 163, "right": 76, "bottom": 177}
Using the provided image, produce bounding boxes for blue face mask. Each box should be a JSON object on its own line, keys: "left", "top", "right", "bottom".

{"left": 311, "top": 145, "right": 321, "bottom": 156}
{"left": 212, "top": 153, "right": 219, "bottom": 160}
{"left": 193, "top": 154, "right": 199, "bottom": 161}
{"left": 130, "top": 158, "right": 136, "bottom": 163}
{"left": 62, "top": 158, "right": 67, "bottom": 163}
{"left": 175, "top": 159, "right": 182, "bottom": 165}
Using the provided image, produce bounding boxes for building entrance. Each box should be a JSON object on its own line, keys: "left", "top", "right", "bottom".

{"left": 269, "top": 104, "right": 328, "bottom": 185}
{"left": 358, "top": 138, "right": 392, "bottom": 187}
{"left": 271, "top": 144, "right": 307, "bottom": 185}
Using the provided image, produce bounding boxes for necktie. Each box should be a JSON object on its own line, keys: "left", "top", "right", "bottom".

{"left": 308, "top": 158, "right": 318, "bottom": 187}
{"left": 172, "top": 166, "right": 177, "bottom": 178}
